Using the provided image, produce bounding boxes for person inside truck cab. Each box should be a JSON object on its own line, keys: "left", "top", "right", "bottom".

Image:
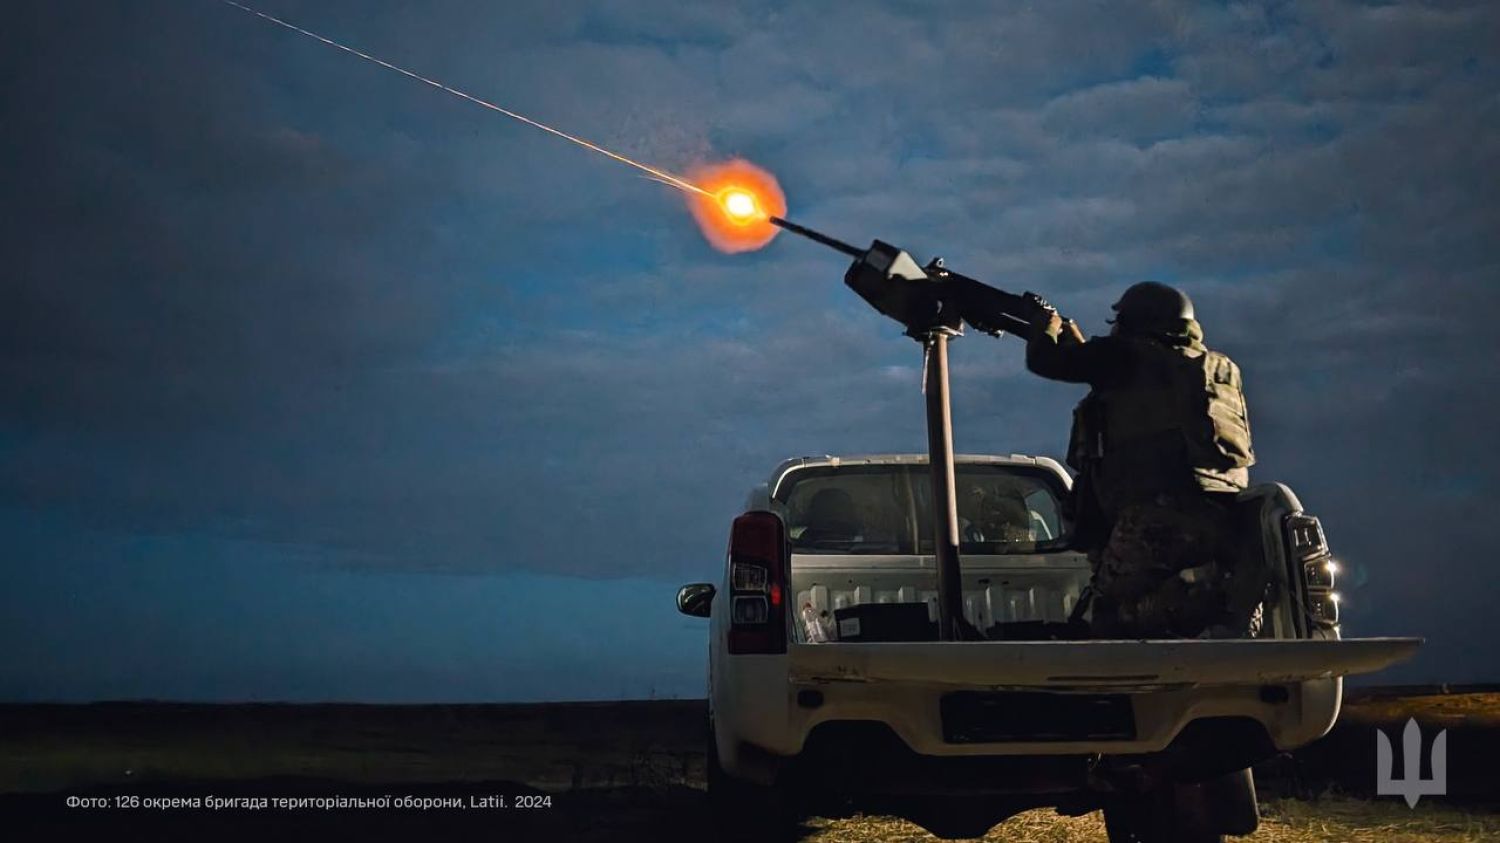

{"left": 959, "top": 484, "right": 1035, "bottom": 545}
{"left": 794, "top": 487, "right": 865, "bottom": 548}
{"left": 1023, "top": 282, "right": 1263, "bottom": 639}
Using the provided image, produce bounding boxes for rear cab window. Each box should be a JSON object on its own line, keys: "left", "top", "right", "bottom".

{"left": 775, "top": 463, "right": 1071, "bottom": 556}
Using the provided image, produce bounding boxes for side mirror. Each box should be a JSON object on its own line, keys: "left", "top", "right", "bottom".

{"left": 676, "top": 583, "right": 716, "bottom": 618}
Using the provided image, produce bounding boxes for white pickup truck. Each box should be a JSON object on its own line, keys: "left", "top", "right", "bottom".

{"left": 677, "top": 453, "right": 1420, "bottom": 841}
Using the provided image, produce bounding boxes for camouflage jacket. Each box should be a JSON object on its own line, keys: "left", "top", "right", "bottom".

{"left": 1025, "top": 319, "right": 1254, "bottom": 517}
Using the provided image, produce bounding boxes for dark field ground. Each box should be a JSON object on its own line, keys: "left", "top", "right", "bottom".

{"left": 2, "top": 688, "right": 1498, "bottom": 841}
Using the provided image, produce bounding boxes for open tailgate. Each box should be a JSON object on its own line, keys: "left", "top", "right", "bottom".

{"left": 788, "top": 637, "right": 1421, "bottom": 689}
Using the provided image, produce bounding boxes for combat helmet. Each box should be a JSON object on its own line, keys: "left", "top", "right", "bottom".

{"left": 1110, "top": 281, "right": 1194, "bottom": 334}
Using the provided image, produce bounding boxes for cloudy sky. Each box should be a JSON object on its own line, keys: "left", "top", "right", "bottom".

{"left": 2, "top": 0, "right": 1496, "bottom": 701}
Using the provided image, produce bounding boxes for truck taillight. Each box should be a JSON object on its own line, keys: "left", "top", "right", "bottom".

{"left": 732, "top": 562, "right": 768, "bottom": 591}
{"left": 1287, "top": 512, "right": 1340, "bottom": 631}
{"left": 1286, "top": 513, "right": 1328, "bottom": 560}
{"left": 1304, "top": 557, "right": 1336, "bottom": 590}
{"left": 726, "top": 511, "right": 788, "bottom": 655}
{"left": 1308, "top": 591, "right": 1341, "bottom": 627}
{"left": 732, "top": 596, "right": 769, "bottom": 624}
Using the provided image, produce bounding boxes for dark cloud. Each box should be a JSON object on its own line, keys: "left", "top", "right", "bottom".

{"left": 2, "top": 0, "right": 1497, "bottom": 697}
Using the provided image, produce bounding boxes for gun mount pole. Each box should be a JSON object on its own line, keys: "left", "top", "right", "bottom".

{"left": 919, "top": 328, "right": 967, "bottom": 642}
{"left": 768, "top": 216, "right": 865, "bottom": 259}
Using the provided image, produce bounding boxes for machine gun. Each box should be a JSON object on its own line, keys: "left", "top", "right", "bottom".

{"left": 767, "top": 217, "right": 1076, "bottom": 642}
{"left": 765, "top": 218, "right": 1068, "bottom": 340}
{"left": 841, "top": 239, "right": 1067, "bottom": 341}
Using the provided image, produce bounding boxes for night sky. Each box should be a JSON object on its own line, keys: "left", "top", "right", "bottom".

{"left": 2, "top": 1, "right": 1496, "bottom": 701}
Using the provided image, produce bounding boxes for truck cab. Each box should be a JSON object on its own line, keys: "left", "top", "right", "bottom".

{"left": 677, "top": 453, "right": 1418, "bottom": 841}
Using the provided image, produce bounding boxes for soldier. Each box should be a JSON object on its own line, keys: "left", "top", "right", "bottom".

{"left": 1025, "top": 282, "right": 1261, "bottom": 639}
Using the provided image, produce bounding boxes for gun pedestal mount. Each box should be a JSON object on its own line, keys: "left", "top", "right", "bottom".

{"left": 911, "top": 322, "right": 970, "bottom": 642}
{"left": 840, "top": 238, "right": 976, "bottom": 643}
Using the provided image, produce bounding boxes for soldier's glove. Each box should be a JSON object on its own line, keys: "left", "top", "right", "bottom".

{"left": 1021, "top": 292, "right": 1064, "bottom": 339}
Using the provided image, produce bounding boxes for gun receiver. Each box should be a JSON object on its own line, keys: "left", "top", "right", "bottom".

{"left": 841, "top": 239, "right": 1064, "bottom": 342}
{"left": 933, "top": 263, "right": 1057, "bottom": 342}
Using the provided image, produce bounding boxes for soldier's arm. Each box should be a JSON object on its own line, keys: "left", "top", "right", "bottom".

{"left": 1025, "top": 325, "right": 1127, "bottom": 385}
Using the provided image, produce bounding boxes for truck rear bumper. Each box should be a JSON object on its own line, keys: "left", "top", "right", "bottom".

{"left": 715, "top": 662, "right": 1341, "bottom": 788}
{"left": 752, "top": 716, "right": 1278, "bottom": 796}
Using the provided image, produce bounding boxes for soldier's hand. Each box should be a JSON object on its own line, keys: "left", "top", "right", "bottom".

{"left": 1062, "top": 318, "right": 1085, "bottom": 345}
{"left": 1043, "top": 311, "right": 1064, "bottom": 339}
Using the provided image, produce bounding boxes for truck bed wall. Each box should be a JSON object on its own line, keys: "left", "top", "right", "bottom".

{"left": 789, "top": 554, "right": 1091, "bottom": 642}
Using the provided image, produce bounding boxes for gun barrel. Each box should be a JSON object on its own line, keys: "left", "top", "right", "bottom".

{"left": 768, "top": 216, "right": 865, "bottom": 259}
